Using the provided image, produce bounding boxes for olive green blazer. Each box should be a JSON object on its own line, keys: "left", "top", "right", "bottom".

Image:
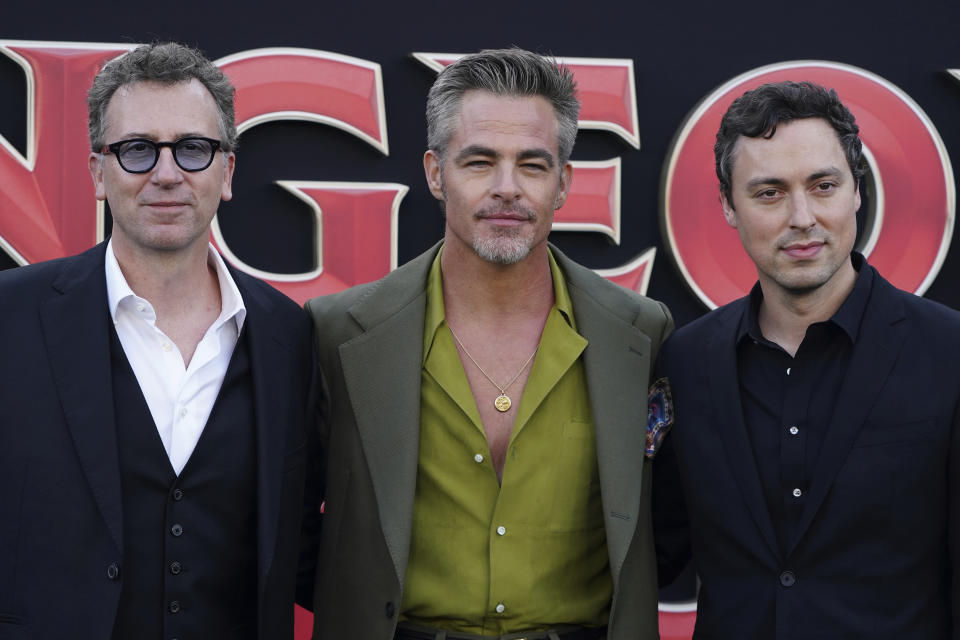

{"left": 305, "top": 243, "right": 673, "bottom": 639}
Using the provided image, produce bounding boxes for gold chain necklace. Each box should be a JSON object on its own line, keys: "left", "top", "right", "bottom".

{"left": 447, "top": 325, "right": 538, "bottom": 412}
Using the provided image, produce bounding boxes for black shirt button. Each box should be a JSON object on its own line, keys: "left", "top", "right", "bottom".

{"left": 170, "top": 561, "right": 182, "bottom": 575}
{"left": 172, "top": 488, "right": 184, "bottom": 501}
{"left": 106, "top": 563, "right": 120, "bottom": 580}
{"left": 385, "top": 601, "right": 396, "bottom": 618}
{"left": 169, "top": 600, "right": 181, "bottom": 614}
{"left": 171, "top": 524, "right": 183, "bottom": 537}
{"left": 779, "top": 570, "right": 797, "bottom": 587}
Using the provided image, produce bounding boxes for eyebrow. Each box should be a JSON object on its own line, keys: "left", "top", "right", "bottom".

{"left": 112, "top": 132, "right": 212, "bottom": 142}
{"left": 744, "top": 166, "right": 846, "bottom": 189}
{"left": 517, "top": 148, "right": 556, "bottom": 168}
{"left": 454, "top": 144, "right": 556, "bottom": 168}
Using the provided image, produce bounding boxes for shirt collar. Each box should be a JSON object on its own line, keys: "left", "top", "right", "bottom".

{"left": 422, "top": 245, "right": 577, "bottom": 364}
{"left": 736, "top": 252, "right": 873, "bottom": 346}
{"left": 105, "top": 238, "right": 246, "bottom": 332}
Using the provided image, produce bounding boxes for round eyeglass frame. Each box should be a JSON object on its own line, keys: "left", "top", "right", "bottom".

{"left": 101, "top": 136, "right": 223, "bottom": 174}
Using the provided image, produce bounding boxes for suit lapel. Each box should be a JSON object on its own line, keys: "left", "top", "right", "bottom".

{"left": 560, "top": 254, "right": 652, "bottom": 588}
{"left": 708, "top": 301, "right": 781, "bottom": 560}
{"left": 788, "top": 273, "right": 906, "bottom": 554}
{"left": 338, "top": 247, "right": 437, "bottom": 587}
{"left": 41, "top": 243, "right": 124, "bottom": 552}
{"left": 234, "top": 274, "right": 287, "bottom": 582}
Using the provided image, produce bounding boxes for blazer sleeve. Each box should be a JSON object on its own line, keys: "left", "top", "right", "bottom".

{"left": 651, "top": 336, "right": 692, "bottom": 589}
{"left": 296, "top": 328, "right": 326, "bottom": 610}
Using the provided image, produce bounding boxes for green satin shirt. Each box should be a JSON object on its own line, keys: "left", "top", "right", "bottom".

{"left": 399, "top": 248, "right": 612, "bottom": 634}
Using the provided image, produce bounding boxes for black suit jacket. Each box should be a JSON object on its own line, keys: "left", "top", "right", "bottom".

{"left": 0, "top": 242, "right": 317, "bottom": 639}
{"left": 654, "top": 261, "right": 960, "bottom": 639}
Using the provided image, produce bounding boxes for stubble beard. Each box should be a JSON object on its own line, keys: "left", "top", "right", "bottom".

{"left": 471, "top": 204, "right": 538, "bottom": 265}
{"left": 438, "top": 175, "right": 540, "bottom": 266}
{"left": 472, "top": 232, "right": 532, "bottom": 265}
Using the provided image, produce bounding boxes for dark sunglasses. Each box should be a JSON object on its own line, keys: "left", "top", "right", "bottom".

{"left": 101, "top": 136, "right": 223, "bottom": 173}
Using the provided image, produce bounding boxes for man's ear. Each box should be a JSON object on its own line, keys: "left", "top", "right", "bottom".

{"left": 89, "top": 152, "right": 107, "bottom": 202}
{"left": 554, "top": 161, "right": 573, "bottom": 209}
{"left": 220, "top": 152, "right": 236, "bottom": 202}
{"left": 424, "top": 150, "right": 445, "bottom": 201}
{"left": 720, "top": 192, "right": 737, "bottom": 229}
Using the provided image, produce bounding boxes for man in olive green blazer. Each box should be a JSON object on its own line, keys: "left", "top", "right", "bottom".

{"left": 305, "top": 49, "right": 672, "bottom": 640}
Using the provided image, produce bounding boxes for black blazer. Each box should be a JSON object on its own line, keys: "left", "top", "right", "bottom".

{"left": 0, "top": 242, "right": 318, "bottom": 639}
{"left": 654, "top": 262, "right": 960, "bottom": 639}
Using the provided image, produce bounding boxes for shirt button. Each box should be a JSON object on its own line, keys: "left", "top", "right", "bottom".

{"left": 178, "top": 407, "right": 188, "bottom": 419}
{"left": 162, "top": 342, "right": 172, "bottom": 352}
{"left": 789, "top": 426, "right": 799, "bottom": 435}
{"left": 495, "top": 603, "right": 505, "bottom": 613}
{"left": 792, "top": 488, "right": 802, "bottom": 498}
{"left": 136, "top": 303, "right": 145, "bottom": 312}
{"left": 169, "top": 600, "right": 181, "bottom": 613}
{"left": 779, "top": 570, "right": 797, "bottom": 587}
{"left": 496, "top": 526, "right": 506, "bottom": 536}
{"left": 171, "top": 524, "right": 183, "bottom": 536}
{"left": 170, "top": 561, "right": 182, "bottom": 575}
{"left": 474, "top": 453, "right": 484, "bottom": 463}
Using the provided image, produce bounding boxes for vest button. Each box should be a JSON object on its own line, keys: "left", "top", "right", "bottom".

{"left": 779, "top": 570, "right": 797, "bottom": 587}
{"left": 170, "top": 561, "right": 182, "bottom": 575}
{"left": 169, "top": 600, "right": 181, "bottom": 614}
{"left": 106, "top": 563, "right": 120, "bottom": 580}
{"left": 385, "top": 601, "right": 395, "bottom": 618}
{"left": 172, "top": 488, "right": 184, "bottom": 501}
{"left": 171, "top": 524, "right": 183, "bottom": 537}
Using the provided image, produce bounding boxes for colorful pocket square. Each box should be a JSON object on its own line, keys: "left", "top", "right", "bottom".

{"left": 646, "top": 377, "right": 674, "bottom": 459}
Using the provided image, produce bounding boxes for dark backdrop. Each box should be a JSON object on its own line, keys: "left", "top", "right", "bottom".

{"left": 3, "top": 0, "right": 958, "bottom": 329}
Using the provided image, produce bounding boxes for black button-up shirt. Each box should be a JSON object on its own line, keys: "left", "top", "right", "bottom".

{"left": 735, "top": 254, "right": 874, "bottom": 552}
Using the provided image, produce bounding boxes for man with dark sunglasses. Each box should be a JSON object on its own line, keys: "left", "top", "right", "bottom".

{"left": 0, "top": 42, "right": 317, "bottom": 639}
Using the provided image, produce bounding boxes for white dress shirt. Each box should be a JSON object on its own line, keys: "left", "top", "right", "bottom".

{"left": 105, "top": 240, "right": 247, "bottom": 475}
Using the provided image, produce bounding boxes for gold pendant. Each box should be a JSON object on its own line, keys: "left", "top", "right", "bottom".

{"left": 494, "top": 394, "right": 512, "bottom": 412}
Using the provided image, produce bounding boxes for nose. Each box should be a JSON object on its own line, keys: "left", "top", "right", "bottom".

{"left": 491, "top": 165, "right": 521, "bottom": 202}
{"left": 151, "top": 146, "right": 183, "bottom": 184}
{"left": 788, "top": 193, "right": 816, "bottom": 229}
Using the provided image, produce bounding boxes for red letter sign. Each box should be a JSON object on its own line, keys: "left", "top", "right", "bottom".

{"left": 0, "top": 40, "right": 134, "bottom": 264}
{"left": 214, "top": 48, "right": 404, "bottom": 304}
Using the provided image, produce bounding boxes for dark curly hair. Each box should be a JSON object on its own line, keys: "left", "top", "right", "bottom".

{"left": 715, "top": 81, "right": 865, "bottom": 207}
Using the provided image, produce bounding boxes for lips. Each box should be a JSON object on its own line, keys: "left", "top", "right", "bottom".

{"left": 781, "top": 241, "right": 824, "bottom": 259}
{"left": 143, "top": 201, "right": 188, "bottom": 207}
{"left": 475, "top": 206, "right": 536, "bottom": 223}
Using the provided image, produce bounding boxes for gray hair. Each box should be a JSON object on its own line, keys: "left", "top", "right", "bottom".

{"left": 87, "top": 42, "right": 237, "bottom": 152}
{"left": 426, "top": 48, "right": 580, "bottom": 166}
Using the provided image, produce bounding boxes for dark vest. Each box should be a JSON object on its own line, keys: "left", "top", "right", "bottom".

{"left": 109, "top": 327, "right": 258, "bottom": 640}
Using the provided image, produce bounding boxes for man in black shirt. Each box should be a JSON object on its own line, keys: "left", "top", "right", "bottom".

{"left": 654, "top": 81, "right": 960, "bottom": 639}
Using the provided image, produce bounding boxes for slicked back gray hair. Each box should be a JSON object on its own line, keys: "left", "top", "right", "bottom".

{"left": 87, "top": 42, "right": 237, "bottom": 152}
{"left": 426, "top": 48, "right": 580, "bottom": 166}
